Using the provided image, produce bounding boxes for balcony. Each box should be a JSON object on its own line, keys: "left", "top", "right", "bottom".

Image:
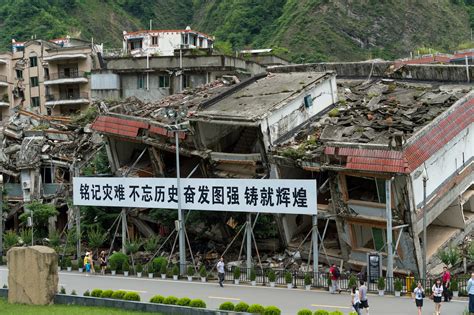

{"left": 43, "top": 53, "right": 87, "bottom": 62}
{"left": 44, "top": 70, "right": 88, "bottom": 85}
{"left": 45, "top": 92, "right": 89, "bottom": 107}
{"left": 0, "top": 94, "right": 9, "bottom": 107}
{"left": 0, "top": 74, "right": 7, "bottom": 87}
{"left": 0, "top": 59, "right": 6, "bottom": 65}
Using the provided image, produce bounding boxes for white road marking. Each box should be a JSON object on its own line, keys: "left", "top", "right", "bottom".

{"left": 311, "top": 304, "right": 350, "bottom": 309}
{"left": 208, "top": 296, "right": 241, "bottom": 301}
{"left": 119, "top": 289, "right": 147, "bottom": 293}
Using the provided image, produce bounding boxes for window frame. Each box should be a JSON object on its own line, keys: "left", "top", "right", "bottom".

{"left": 30, "top": 76, "right": 39, "bottom": 87}
{"left": 159, "top": 75, "right": 170, "bottom": 88}
{"left": 29, "top": 56, "right": 38, "bottom": 67}
{"left": 31, "top": 96, "right": 40, "bottom": 107}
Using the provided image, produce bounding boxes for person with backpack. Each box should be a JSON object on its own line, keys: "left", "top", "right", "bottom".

{"left": 414, "top": 281, "right": 425, "bottom": 315}
{"left": 329, "top": 263, "right": 341, "bottom": 294}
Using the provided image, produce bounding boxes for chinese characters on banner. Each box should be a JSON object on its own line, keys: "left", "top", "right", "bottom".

{"left": 73, "top": 177, "right": 317, "bottom": 215}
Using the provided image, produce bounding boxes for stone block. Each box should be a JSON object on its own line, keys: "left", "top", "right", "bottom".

{"left": 7, "top": 246, "right": 58, "bottom": 305}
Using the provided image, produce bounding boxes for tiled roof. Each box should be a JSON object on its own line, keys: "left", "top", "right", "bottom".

{"left": 91, "top": 116, "right": 148, "bottom": 138}
{"left": 324, "top": 97, "right": 474, "bottom": 174}
{"left": 394, "top": 55, "right": 451, "bottom": 67}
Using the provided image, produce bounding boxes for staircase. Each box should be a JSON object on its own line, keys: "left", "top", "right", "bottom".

{"left": 233, "top": 128, "right": 257, "bottom": 153}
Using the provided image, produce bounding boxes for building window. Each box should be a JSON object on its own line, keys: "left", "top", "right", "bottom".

{"left": 159, "top": 75, "right": 170, "bottom": 88}
{"left": 30, "top": 77, "right": 39, "bottom": 87}
{"left": 304, "top": 95, "right": 313, "bottom": 108}
{"left": 41, "top": 167, "right": 53, "bottom": 184}
{"left": 137, "top": 74, "right": 145, "bottom": 89}
{"left": 31, "top": 96, "right": 40, "bottom": 107}
{"left": 351, "top": 224, "right": 386, "bottom": 252}
{"left": 152, "top": 36, "right": 159, "bottom": 46}
{"left": 16, "top": 69, "right": 23, "bottom": 79}
{"left": 30, "top": 56, "right": 38, "bottom": 67}
{"left": 345, "top": 175, "right": 386, "bottom": 203}
{"left": 183, "top": 74, "right": 190, "bottom": 88}
{"left": 129, "top": 39, "right": 143, "bottom": 50}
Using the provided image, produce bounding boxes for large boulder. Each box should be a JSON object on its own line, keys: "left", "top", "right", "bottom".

{"left": 7, "top": 246, "right": 58, "bottom": 305}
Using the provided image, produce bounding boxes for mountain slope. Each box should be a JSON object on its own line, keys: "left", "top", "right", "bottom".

{"left": 0, "top": 0, "right": 472, "bottom": 62}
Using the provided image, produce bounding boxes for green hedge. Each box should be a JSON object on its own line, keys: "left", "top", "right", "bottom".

{"left": 153, "top": 257, "right": 167, "bottom": 273}
{"left": 297, "top": 309, "right": 312, "bottom": 315}
{"left": 176, "top": 297, "right": 191, "bottom": 306}
{"left": 219, "top": 302, "right": 235, "bottom": 311}
{"left": 264, "top": 306, "right": 281, "bottom": 315}
{"left": 83, "top": 290, "right": 90, "bottom": 296}
{"left": 100, "top": 290, "right": 114, "bottom": 298}
{"left": 90, "top": 289, "right": 103, "bottom": 297}
{"left": 189, "top": 299, "right": 206, "bottom": 308}
{"left": 235, "top": 302, "right": 249, "bottom": 312}
{"left": 149, "top": 295, "right": 165, "bottom": 304}
{"left": 123, "top": 292, "right": 140, "bottom": 301}
{"left": 314, "top": 311, "right": 329, "bottom": 315}
{"left": 248, "top": 304, "right": 265, "bottom": 314}
{"left": 163, "top": 296, "right": 178, "bottom": 305}
{"left": 111, "top": 290, "right": 127, "bottom": 299}
{"left": 329, "top": 311, "right": 344, "bottom": 315}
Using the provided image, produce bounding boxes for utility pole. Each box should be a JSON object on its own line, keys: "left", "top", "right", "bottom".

{"left": 175, "top": 117, "right": 185, "bottom": 275}
{"left": 121, "top": 209, "right": 127, "bottom": 254}
{"left": 422, "top": 176, "right": 427, "bottom": 282}
{"left": 312, "top": 214, "right": 318, "bottom": 274}
{"left": 0, "top": 175, "right": 3, "bottom": 258}
{"left": 246, "top": 213, "right": 252, "bottom": 269}
{"left": 385, "top": 179, "right": 393, "bottom": 284}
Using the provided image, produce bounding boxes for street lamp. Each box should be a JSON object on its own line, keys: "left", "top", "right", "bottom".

{"left": 163, "top": 106, "right": 188, "bottom": 275}
{"left": 422, "top": 175, "right": 428, "bottom": 283}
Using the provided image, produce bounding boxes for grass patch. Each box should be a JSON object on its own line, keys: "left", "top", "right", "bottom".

{"left": 0, "top": 298, "right": 161, "bottom": 315}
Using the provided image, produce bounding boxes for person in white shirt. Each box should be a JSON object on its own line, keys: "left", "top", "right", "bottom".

{"left": 413, "top": 281, "right": 424, "bottom": 315}
{"left": 351, "top": 285, "right": 361, "bottom": 315}
{"left": 216, "top": 257, "right": 225, "bottom": 287}
{"left": 432, "top": 278, "right": 443, "bottom": 315}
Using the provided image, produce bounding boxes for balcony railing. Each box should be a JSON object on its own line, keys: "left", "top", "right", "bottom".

{"left": 45, "top": 70, "right": 87, "bottom": 81}
{"left": 0, "top": 75, "right": 7, "bottom": 83}
{"left": 46, "top": 92, "right": 89, "bottom": 101}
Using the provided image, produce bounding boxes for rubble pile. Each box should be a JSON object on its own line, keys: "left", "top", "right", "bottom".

{"left": 109, "top": 78, "right": 236, "bottom": 121}
{"left": 275, "top": 79, "right": 471, "bottom": 159}
{"left": 0, "top": 110, "right": 102, "bottom": 180}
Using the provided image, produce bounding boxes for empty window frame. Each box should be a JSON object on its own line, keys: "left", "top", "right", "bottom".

{"left": 31, "top": 96, "right": 40, "bottom": 107}
{"left": 16, "top": 69, "right": 23, "bottom": 79}
{"left": 137, "top": 74, "right": 145, "bottom": 89}
{"left": 151, "top": 36, "right": 159, "bottom": 46}
{"left": 159, "top": 75, "right": 170, "bottom": 88}
{"left": 346, "top": 175, "right": 386, "bottom": 203}
{"left": 29, "top": 56, "right": 38, "bottom": 67}
{"left": 30, "top": 76, "right": 39, "bottom": 87}
{"left": 351, "top": 223, "right": 386, "bottom": 252}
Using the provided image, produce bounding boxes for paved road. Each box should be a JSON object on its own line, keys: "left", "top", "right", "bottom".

{"left": 0, "top": 267, "right": 468, "bottom": 315}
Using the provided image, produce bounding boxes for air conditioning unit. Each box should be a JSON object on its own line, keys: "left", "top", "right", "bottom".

{"left": 22, "top": 180, "right": 31, "bottom": 189}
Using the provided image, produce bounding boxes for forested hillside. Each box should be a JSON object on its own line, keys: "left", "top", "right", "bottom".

{"left": 1, "top": 0, "right": 473, "bottom": 61}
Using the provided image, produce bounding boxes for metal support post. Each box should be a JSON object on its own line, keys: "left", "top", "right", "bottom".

{"left": 0, "top": 175, "right": 3, "bottom": 258}
{"left": 246, "top": 213, "right": 252, "bottom": 269}
{"left": 385, "top": 179, "right": 393, "bottom": 282}
{"left": 176, "top": 119, "right": 186, "bottom": 275}
{"left": 422, "top": 176, "right": 427, "bottom": 282}
{"left": 121, "top": 209, "right": 127, "bottom": 254}
{"left": 312, "top": 214, "right": 318, "bottom": 273}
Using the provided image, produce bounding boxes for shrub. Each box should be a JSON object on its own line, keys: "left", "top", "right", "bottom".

{"left": 348, "top": 274, "right": 357, "bottom": 288}
{"left": 264, "top": 306, "right": 281, "bottom": 315}
{"left": 153, "top": 257, "right": 167, "bottom": 273}
{"left": 160, "top": 262, "right": 167, "bottom": 275}
{"left": 250, "top": 268, "right": 256, "bottom": 281}
{"left": 394, "top": 278, "right": 403, "bottom": 292}
{"left": 233, "top": 266, "right": 241, "bottom": 280}
{"left": 136, "top": 263, "right": 143, "bottom": 273}
{"left": 163, "top": 296, "right": 178, "bottom": 305}
{"left": 187, "top": 265, "right": 195, "bottom": 276}
{"left": 149, "top": 295, "right": 165, "bottom": 303}
{"left": 100, "top": 290, "right": 114, "bottom": 298}
{"left": 329, "top": 311, "right": 344, "bottom": 315}
{"left": 71, "top": 290, "right": 77, "bottom": 296}
{"left": 438, "top": 246, "right": 461, "bottom": 266}
{"left": 172, "top": 265, "right": 179, "bottom": 276}
{"left": 176, "top": 297, "right": 191, "bottom": 306}
{"left": 377, "top": 277, "right": 385, "bottom": 290}
{"left": 235, "top": 302, "right": 249, "bottom": 312}
{"left": 284, "top": 271, "right": 292, "bottom": 284}
{"left": 90, "top": 289, "right": 103, "bottom": 297}
{"left": 348, "top": 312, "right": 358, "bottom": 315}
{"left": 219, "top": 302, "right": 235, "bottom": 311}
{"left": 123, "top": 292, "right": 141, "bottom": 301}
{"left": 314, "top": 311, "right": 329, "bottom": 315}
{"left": 109, "top": 260, "right": 117, "bottom": 271}
{"left": 189, "top": 299, "right": 206, "bottom": 308}
{"left": 451, "top": 279, "right": 459, "bottom": 291}
{"left": 123, "top": 260, "right": 130, "bottom": 272}
{"left": 108, "top": 252, "right": 129, "bottom": 271}
{"left": 59, "top": 286, "right": 66, "bottom": 294}
{"left": 327, "top": 277, "right": 332, "bottom": 287}
{"left": 267, "top": 269, "right": 276, "bottom": 282}
{"left": 247, "top": 304, "right": 265, "bottom": 314}
{"left": 199, "top": 265, "right": 207, "bottom": 278}
{"left": 297, "top": 309, "right": 312, "bottom": 315}
{"left": 111, "top": 290, "right": 127, "bottom": 299}
{"left": 304, "top": 273, "right": 311, "bottom": 286}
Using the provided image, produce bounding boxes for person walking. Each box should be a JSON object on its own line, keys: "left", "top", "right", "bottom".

{"left": 217, "top": 257, "right": 225, "bottom": 288}
{"left": 84, "top": 252, "right": 92, "bottom": 275}
{"left": 99, "top": 251, "right": 107, "bottom": 275}
{"left": 432, "top": 278, "right": 443, "bottom": 315}
{"left": 441, "top": 266, "right": 451, "bottom": 302}
{"left": 414, "top": 281, "right": 424, "bottom": 315}
{"left": 329, "top": 263, "right": 341, "bottom": 294}
{"left": 467, "top": 272, "right": 474, "bottom": 315}
{"left": 351, "top": 285, "right": 362, "bottom": 315}
{"left": 359, "top": 280, "right": 369, "bottom": 315}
